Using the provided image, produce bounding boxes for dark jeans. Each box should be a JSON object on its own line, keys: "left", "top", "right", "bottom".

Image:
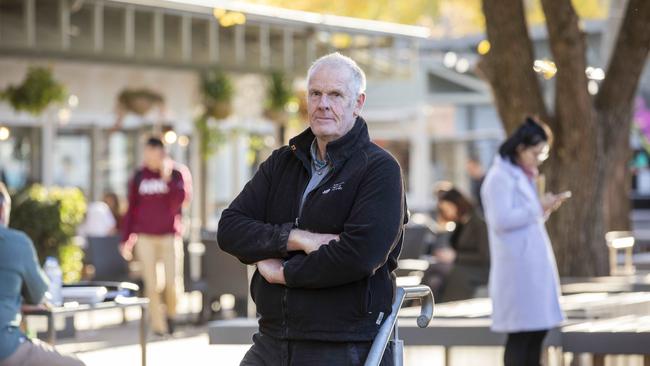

{"left": 504, "top": 330, "right": 548, "bottom": 366}
{"left": 240, "top": 332, "right": 394, "bottom": 366}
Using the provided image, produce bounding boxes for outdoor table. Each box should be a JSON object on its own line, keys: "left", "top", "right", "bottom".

{"left": 399, "top": 292, "right": 650, "bottom": 319}
{"left": 209, "top": 292, "right": 650, "bottom": 366}
{"left": 561, "top": 274, "right": 650, "bottom": 294}
{"left": 562, "top": 315, "right": 650, "bottom": 366}
{"left": 22, "top": 297, "right": 149, "bottom": 366}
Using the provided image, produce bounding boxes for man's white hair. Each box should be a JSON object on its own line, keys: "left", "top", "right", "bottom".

{"left": 307, "top": 52, "right": 367, "bottom": 97}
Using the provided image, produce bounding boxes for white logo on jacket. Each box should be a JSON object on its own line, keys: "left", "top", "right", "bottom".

{"left": 138, "top": 178, "right": 169, "bottom": 195}
{"left": 322, "top": 182, "right": 345, "bottom": 194}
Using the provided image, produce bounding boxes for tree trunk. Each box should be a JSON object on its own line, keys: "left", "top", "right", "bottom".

{"left": 601, "top": 111, "right": 633, "bottom": 232}
{"left": 596, "top": 0, "right": 650, "bottom": 232}
{"left": 480, "top": 0, "right": 650, "bottom": 276}
{"left": 540, "top": 0, "right": 608, "bottom": 276}
{"left": 480, "top": 0, "right": 548, "bottom": 133}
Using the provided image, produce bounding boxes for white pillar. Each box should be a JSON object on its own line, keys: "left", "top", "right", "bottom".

{"left": 93, "top": 2, "right": 104, "bottom": 53}
{"left": 91, "top": 125, "right": 104, "bottom": 201}
{"left": 306, "top": 33, "right": 316, "bottom": 66}
{"left": 59, "top": 0, "right": 70, "bottom": 50}
{"left": 235, "top": 24, "right": 245, "bottom": 65}
{"left": 190, "top": 128, "right": 202, "bottom": 243}
{"left": 283, "top": 28, "right": 294, "bottom": 71}
{"left": 153, "top": 10, "right": 164, "bottom": 59}
{"left": 181, "top": 14, "right": 192, "bottom": 62}
{"left": 408, "top": 107, "right": 432, "bottom": 211}
{"left": 25, "top": 0, "right": 35, "bottom": 48}
{"left": 208, "top": 19, "right": 219, "bottom": 63}
{"left": 125, "top": 5, "right": 135, "bottom": 57}
{"left": 259, "top": 24, "right": 270, "bottom": 69}
{"left": 41, "top": 115, "right": 56, "bottom": 187}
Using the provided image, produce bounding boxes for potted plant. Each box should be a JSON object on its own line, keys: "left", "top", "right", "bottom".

{"left": 201, "top": 68, "right": 233, "bottom": 120}
{"left": 117, "top": 88, "right": 164, "bottom": 116}
{"left": 0, "top": 67, "right": 67, "bottom": 115}
{"left": 263, "top": 71, "right": 292, "bottom": 124}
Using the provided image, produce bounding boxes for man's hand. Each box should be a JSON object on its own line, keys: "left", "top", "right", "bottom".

{"left": 287, "top": 229, "right": 339, "bottom": 254}
{"left": 120, "top": 243, "right": 133, "bottom": 261}
{"left": 257, "top": 259, "right": 286, "bottom": 285}
{"left": 161, "top": 158, "right": 173, "bottom": 183}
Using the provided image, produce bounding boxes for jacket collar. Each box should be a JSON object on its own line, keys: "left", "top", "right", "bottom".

{"left": 289, "top": 116, "right": 370, "bottom": 169}
{"left": 493, "top": 156, "right": 539, "bottom": 203}
{"left": 494, "top": 156, "right": 525, "bottom": 180}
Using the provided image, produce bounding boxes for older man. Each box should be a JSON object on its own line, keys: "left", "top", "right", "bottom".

{"left": 0, "top": 183, "right": 85, "bottom": 366}
{"left": 218, "top": 53, "right": 406, "bottom": 365}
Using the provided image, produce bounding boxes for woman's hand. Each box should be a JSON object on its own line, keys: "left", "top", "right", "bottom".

{"left": 541, "top": 192, "right": 568, "bottom": 215}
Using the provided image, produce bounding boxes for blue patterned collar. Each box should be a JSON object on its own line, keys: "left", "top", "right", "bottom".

{"left": 310, "top": 138, "right": 329, "bottom": 170}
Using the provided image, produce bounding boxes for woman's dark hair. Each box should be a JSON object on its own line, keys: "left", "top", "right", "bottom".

{"left": 498, "top": 116, "right": 553, "bottom": 163}
{"left": 438, "top": 188, "right": 474, "bottom": 221}
{"left": 103, "top": 192, "right": 121, "bottom": 229}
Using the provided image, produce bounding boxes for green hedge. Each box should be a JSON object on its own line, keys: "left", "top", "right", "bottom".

{"left": 9, "top": 185, "right": 86, "bottom": 283}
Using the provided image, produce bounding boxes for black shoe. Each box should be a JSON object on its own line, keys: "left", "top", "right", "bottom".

{"left": 166, "top": 317, "right": 176, "bottom": 335}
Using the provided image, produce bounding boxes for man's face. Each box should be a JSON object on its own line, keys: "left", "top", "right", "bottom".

{"left": 143, "top": 145, "right": 165, "bottom": 171}
{"left": 307, "top": 65, "right": 365, "bottom": 142}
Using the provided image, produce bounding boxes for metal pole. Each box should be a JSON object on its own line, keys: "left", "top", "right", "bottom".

{"left": 140, "top": 305, "right": 147, "bottom": 366}
{"left": 364, "top": 285, "right": 434, "bottom": 366}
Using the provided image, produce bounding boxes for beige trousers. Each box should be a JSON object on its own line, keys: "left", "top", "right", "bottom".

{"left": 135, "top": 234, "right": 184, "bottom": 334}
{"left": 0, "top": 338, "right": 85, "bottom": 366}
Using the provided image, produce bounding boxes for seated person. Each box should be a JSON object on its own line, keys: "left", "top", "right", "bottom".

{"left": 436, "top": 187, "right": 490, "bottom": 302}
{"left": 0, "top": 183, "right": 85, "bottom": 366}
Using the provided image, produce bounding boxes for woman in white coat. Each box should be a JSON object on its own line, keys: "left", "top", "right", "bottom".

{"left": 481, "top": 117, "right": 568, "bottom": 366}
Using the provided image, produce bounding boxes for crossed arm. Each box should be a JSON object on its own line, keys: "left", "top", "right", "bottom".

{"left": 256, "top": 230, "right": 339, "bottom": 285}
{"left": 217, "top": 152, "right": 404, "bottom": 289}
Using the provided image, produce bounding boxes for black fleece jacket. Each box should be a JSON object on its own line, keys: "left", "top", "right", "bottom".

{"left": 217, "top": 117, "right": 407, "bottom": 341}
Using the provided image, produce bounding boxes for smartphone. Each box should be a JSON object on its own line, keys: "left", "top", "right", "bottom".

{"left": 557, "top": 191, "right": 572, "bottom": 199}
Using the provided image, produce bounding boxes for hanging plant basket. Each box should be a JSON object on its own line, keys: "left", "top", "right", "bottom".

{"left": 264, "top": 71, "right": 292, "bottom": 125}
{"left": 207, "top": 100, "right": 233, "bottom": 120}
{"left": 263, "top": 108, "right": 288, "bottom": 125}
{"left": 117, "top": 88, "right": 164, "bottom": 116}
{"left": 201, "top": 68, "right": 233, "bottom": 121}
{"left": 0, "top": 67, "right": 67, "bottom": 115}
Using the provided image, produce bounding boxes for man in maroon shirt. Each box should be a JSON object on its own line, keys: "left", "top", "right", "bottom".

{"left": 121, "top": 137, "right": 192, "bottom": 336}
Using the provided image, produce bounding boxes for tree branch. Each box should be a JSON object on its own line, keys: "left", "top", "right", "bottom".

{"left": 480, "top": 0, "right": 548, "bottom": 133}
{"left": 540, "top": 0, "right": 593, "bottom": 156}
{"left": 596, "top": 0, "right": 650, "bottom": 115}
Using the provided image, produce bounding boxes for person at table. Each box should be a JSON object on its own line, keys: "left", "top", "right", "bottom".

{"left": 0, "top": 182, "right": 86, "bottom": 366}
{"left": 436, "top": 187, "right": 490, "bottom": 302}
{"left": 481, "top": 117, "right": 568, "bottom": 366}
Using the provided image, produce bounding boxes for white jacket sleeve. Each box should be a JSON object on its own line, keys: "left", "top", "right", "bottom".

{"left": 481, "top": 170, "right": 542, "bottom": 233}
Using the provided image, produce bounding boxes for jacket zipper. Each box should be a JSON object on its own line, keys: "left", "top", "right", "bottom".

{"left": 285, "top": 150, "right": 336, "bottom": 337}
{"left": 294, "top": 166, "right": 337, "bottom": 228}
{"left": 284, "top": 165, "right": 310, "bottom": 338}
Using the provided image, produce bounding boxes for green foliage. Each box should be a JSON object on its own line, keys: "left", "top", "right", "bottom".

{"left": 9, "top": 185, "right": 86, "bottom": 283}
{"left": 0, "top": 67, "right": 67, "bottom": 115}
{"left": 201, "top": 68, "right": 234, "bottom": 109}
{"left": 194, "top": 115, "right": 227, "bottom": 160}
{"left": 266, "top": 71, "right": 293, "bottom": 112}
{"left": 247, "top": 0, "right": 607, "bottom": 36}
{"left": 195, "top": 68, "right": 235, "bottom": 159}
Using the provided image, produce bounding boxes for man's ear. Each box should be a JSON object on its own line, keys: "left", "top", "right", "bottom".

{"left": 353, "top": 93, "right": 366, "bottom": 117}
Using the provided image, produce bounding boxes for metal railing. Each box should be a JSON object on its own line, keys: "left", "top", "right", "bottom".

{"left": 364, "top": 285, "right": 434, "bottom": 366}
